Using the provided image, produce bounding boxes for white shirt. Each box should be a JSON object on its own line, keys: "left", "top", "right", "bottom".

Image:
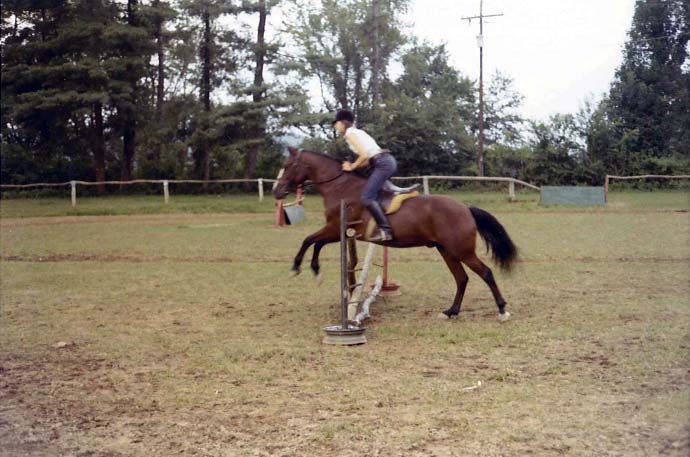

{"left": 344, "top": 127, "right": 382, "bottom": 158}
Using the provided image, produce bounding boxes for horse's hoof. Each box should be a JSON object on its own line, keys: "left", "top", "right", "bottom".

{"left": 436, "top": 313, "right": 451, "bottom": 320}
{"left": 290, "top": 269, "right": 300, "bottom": 278}
{"left": 498, "top": 311, "right": 511, "bottom": 323}
{"left": 314, "top": 272, "right": 323, "bottom": 286}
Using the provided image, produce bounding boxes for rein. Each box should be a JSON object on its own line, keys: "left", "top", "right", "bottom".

{"left": 304, "top": 171, "right": 345, "bottom": 187}
{"left": 295, "top": 149, "right": 345, "bottom": 188}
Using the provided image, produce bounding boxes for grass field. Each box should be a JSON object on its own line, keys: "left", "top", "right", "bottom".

{"left": 1, "top": 191, "right": 688, "bottom": 456}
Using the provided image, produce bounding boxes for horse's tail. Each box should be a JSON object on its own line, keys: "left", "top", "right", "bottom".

{"left": 469, "top": 206, "right": 518, "bottom": 272}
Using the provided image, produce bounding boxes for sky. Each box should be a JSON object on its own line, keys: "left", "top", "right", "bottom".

{"left": 407, "top": 0, "right": 637, "bottom": 121}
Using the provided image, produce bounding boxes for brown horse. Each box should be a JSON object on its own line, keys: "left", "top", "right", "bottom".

{"left": 273, "top": 147, "right": 518, "bottom": 319}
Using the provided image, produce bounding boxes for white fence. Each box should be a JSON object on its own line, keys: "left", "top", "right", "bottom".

{"left": 0, "top": 176, "right": 540, "bottom": 207}
{"left": 604, "top": 174, "right": 690, "bottom": 201}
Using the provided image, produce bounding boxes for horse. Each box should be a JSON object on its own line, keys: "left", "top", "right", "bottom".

{"left": 272, "top": 147, "right": 519, "bottom": 320}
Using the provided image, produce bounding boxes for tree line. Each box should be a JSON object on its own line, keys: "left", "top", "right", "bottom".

{"left": 2, "top": 0, "right": 688, "bottom": 190}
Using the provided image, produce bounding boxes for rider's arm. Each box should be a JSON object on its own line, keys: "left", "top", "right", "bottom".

{"left": 343, "top": 132, "right": 369, "bottom": 171}
{"left": 350, "top": 151, "right": 369, "bottom": 170}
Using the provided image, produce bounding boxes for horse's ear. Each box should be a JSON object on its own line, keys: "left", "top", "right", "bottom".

{"left": 288, "top": 146, "right": 298, "bottom": 157}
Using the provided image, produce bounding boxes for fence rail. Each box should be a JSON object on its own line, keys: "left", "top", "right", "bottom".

{"left": 604, "top": 174, "right": 690, "bottom": 202}
{"left": 0, "top": 178, "right": 278, "bottom": 188}
{"left": 392, "top": 175, "right": 541, "bottom": 194}
{"left": 1, "top": 176, "right": 539, "bottom": 207}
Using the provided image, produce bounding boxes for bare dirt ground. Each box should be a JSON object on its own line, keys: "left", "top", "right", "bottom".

{"left": 1, "top": 208, "right": 689, "bottom": 456}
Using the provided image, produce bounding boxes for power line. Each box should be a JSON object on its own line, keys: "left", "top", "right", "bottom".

{"left": 462, "top": 0, "right": 504, "bottom": 178}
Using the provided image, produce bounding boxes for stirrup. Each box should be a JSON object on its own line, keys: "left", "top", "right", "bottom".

{"left": 369, "top": 229, "right": 393, "bottom": 242}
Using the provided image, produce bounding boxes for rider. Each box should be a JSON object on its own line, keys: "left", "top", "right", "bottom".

{"left": 332, "top": 109, "right": 395, "bottom": 242}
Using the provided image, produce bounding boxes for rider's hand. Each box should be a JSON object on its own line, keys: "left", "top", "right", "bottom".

{"left": 342, "top": 162, "right": 353, "bottom": 171}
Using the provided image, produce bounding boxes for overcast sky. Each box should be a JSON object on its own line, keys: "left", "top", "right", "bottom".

{"left": 407, "top": 0, "right": 636, "bottom": 121}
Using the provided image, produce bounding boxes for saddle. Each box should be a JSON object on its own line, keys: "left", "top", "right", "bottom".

{"left": 379, "top": 181, "right": 421, "bottom": 214}
{"left": 365, "top": 181, "right": 421, "bottom": 240}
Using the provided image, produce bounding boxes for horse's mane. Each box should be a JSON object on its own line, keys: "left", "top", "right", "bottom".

{"left": 301, "top": 149, "right": 369, "bottom": 179}
{"left": 301, "top": 149, "right": 344, "bottom": 163}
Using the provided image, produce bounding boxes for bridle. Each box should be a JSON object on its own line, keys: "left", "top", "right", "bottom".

{"left": 289, "top": 149, "right": 345, "bottom": 189}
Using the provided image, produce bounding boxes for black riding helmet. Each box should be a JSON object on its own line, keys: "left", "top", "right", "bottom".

{"left": 332, "top": 109, "right": 354, "bottom": 126}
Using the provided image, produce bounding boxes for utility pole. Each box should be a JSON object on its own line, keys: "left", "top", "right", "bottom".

{"left": 462, "top": 0, "right": 503, "bottom": 177}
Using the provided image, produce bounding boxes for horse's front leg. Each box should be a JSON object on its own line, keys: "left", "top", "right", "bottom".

{"left": 292, "top": 224, "right": 338, "bottom": 276}
{"left": 309, "top": 222, "right": 341, "bottom": 276}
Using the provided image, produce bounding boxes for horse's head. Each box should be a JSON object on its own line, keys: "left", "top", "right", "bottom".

{"left": 272, "top": 147, "right": 310, "bottom": 199}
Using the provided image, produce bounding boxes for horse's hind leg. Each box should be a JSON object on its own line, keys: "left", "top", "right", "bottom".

{"left": 310, "top": 236, "right": 339, "bottom": 278}
{"left": 437, "top": 247, "right": 469, "bottom": 318}
{"left": 462, "top": 253, "right": 508, "bottom": 316}
{"left": 346, "top": 238, "right": 358, "bottom": 294}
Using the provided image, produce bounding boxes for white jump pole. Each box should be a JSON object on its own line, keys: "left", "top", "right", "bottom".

{"left": 355, "top": 276, "right": 383, "bottom": 325}
{"left": 348, "top": 242, "right": 378, "bottom": 321}
{"left": 258, "top": 178, "right": 264, "bottom": 202}
{"left": 163, "top": 180, "right": 169, "bottom": 204}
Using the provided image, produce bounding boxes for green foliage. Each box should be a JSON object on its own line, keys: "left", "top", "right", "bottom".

{"left": 2, "top": 0, "right": 688, "bottom": 187}
{"left": 374, "top": 42, "right": 475, "bottom": 175}
{"left": 483, "top": 71, "right": 524, "bottom": 146}
{"left": 599, "top": 0, "right": 690, "bottom": 173}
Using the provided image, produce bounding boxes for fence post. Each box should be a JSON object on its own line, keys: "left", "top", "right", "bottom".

{"left": 423, "top": 176, "right": 429, "bottom": 195}
{"left": 275, "top": 200, "right": 286, "bottom": 226}
{"left": 604, "top": 175, "right": 609, "bottom": 203}
{"left": 163, "top": 180, "right": 169, "bottom": 204}
{"left": 70, "top": 181, "right": 76, "bottom": 207}
{"left": 508, "top": 180, "right": 515, "bottom": 201}
{"left": 258, "top": 178, "right": 264, "bottom": 202}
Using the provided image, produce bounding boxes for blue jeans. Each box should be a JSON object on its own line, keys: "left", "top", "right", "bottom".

{"left": 361, "top": 153, "right": 397, "bottom": 206}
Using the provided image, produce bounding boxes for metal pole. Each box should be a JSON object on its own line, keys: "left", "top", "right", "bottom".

{"left": 258, "top": 178, "right": 264, "bottom": 202}
{"left": 382, "top": 245, "right": 389, "bottom": 286}
{"left": 70, "top": 181, "right": 76, "bottom": 207}
{"left": 478, "top": 0, "right": 484, "bottom": 177}
{"left": 423, "top": 176, "right": 430, "bottom": 195}
{"left": 163, "top": 180, "right": 169, "bottom": 204}
{"left": 340, "top": 199, "right": 348, "bottom": 329}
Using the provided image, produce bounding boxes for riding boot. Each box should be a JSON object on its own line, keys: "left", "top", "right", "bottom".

{"left": 365, "top": 201, "right": 394, "bottom": 241}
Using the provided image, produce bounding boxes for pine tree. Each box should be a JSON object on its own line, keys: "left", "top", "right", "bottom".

{"left": 178, "top": 0, "right": 240, "bottom": 184}
{"left": 1, "top": 0, "right": 115, "bottom": 184}
{"left": 604, "top": 0, "right": 690, "bottom": 173}
{"left": 107, "top": 0, "right": 155, "bottom": 181}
